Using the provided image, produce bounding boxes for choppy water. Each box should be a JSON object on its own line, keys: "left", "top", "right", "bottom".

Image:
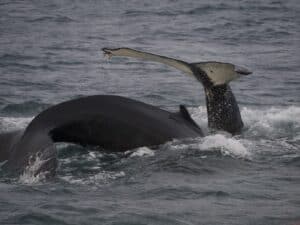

{"left": 0, "top": 0, "right": 300, "bottom": 224}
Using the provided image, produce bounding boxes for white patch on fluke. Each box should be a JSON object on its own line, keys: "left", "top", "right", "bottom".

{"left": 195, "top": 62, "right": 239, "bottom": 85}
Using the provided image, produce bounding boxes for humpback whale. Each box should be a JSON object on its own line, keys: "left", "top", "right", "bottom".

{"left": 1, "top": 96, "right": 202, "bottom": 176}
{"left": 0, "top": 47, "right": 251, "bottom": 177}
{"left": 102, "top": 47, "right": 251, "bottom": 133}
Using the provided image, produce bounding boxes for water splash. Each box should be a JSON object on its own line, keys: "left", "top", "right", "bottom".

{"left": 2, "top": 105, "right": 299, "bottom": 185}
{"left": 198, "top": 134, "right": 251, "bottom": 159}
{"left": 242, "top": 106, "right": 300, "bottom": 136}
{"left": 190, "top": 106, "right": 209, "bottom": 134}
{"left": 163, "top": 135, "right": 251, "bottom": 159}
{"left": 0, "top": 116, "right": 32, "bottom": 132}
{"left": 190, "top": 105, "right": 300, "bottom": 138}
{"left": 60, "top": 171, "right": 126, "bottom": 185}
{"left": 129, "top": 147, "right": 155, "bottom": 157}
{"left": 188, "top": 105, "right": 300, "bottom": 158}
{"left": 18, "top": 154, "right": 51, "bottom": 185}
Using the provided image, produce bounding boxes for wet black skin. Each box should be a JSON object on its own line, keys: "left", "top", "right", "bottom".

{"left": 179, "top": 62, "right": 244, "bottom": 134}
{"left": 0, "top": 57, "right": 245, "bottom": 176}
{"left": 1, "top": 95, "right": 203, "bottom": 176}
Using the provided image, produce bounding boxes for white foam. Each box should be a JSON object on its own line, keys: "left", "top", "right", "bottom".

{"left": 18, "top": 154, "right": 50, "bottom": 185}
{"left": 130, "top": 147, "right": 155, "bottom": 157}
{"left": 189, "top": 106, "right": 300, "bottom": 157}
{"left": 0, "top": 116, "right": 33, "bottom": 132}
{"left": 198, "top": 134, "right": 251, "bottom": 159}
{"left": 86, "top": 151, "right": 104, "bottom": 161}
{"left": 161, "top": 134, "right": 251, "bottom": 159}
{"left": 190, "top": 106, "right": 209, "bottom": 134}
{"left": 242, "top": 106, "right": 300, "bottom": 131}
{"left": 88, "top": 151, "right": 98, "bottom": 159}
{"left": 60, "top": 171, "right": 125, "bottom": 185}
{"left": 189, "top": 105, "right": 300, "bottom": 138}
{"left": 93, "top": 171, "right": 125, "bottom": 182}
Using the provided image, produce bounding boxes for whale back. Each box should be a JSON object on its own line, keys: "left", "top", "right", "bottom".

{"left": 3, "top": 95, "right": 203, "bottom": 175}
{"left": 3, "top": 129, "right": 57, "bottom": 176}
{"left": 47, "top": 95, "right": 203, "bottom": 150}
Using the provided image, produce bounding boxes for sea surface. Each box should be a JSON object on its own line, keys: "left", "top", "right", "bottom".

{"left": 0, "top": 0, "right": 299, "bottom": 224}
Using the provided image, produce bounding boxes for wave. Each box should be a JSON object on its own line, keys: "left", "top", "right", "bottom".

{"left": 1, "top": 105, "right": 298, "bottom": 138}
{"left": 241, "top": 106, "right": 300, "bottom": 139}
{"left": 19, "top": 154, "right": 51, "bottom": 184}
{"left": 1, "top": 101, "right": 50, "bottom": 117}
{"left": 50, "top": 61, "right": 85, "bottom": 66}
{"left": 0, "top": 53, "right": 37, "bottom": 62}
{"left": 186, "top": 4, "right": 231, "bottom": 15}
{"left": 198, "top": 134, "right": 251, "bottom": 159}
{"left": 190, "top": 105, "right": 300, "bottom": 138}
{"left": 60, "top": 171, "right": 125, "bottom": 186}
{"left": 0, "top": 62, "right": 54, "bottom": 71}
{"left": 27, "top": 16, "right": 75, "bottom": 23}
{"left": 128, "top": 147, "right": 155, "bottom": 157}
{"left": 0, "top": 116, "right": 32, "bottom": 132}
{"left": 1, "top": 105, "right": 299, "bottom": 184}
{"left": 138, "top": 186, "right": 230, "bottom": 200}
{"left": 188, "top": 105, "right": 300, "bottom": 160}
{"left": 162, "top": 134, "right": 251, "bottom": 160}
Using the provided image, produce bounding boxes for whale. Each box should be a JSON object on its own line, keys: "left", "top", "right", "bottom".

{"left": 0, "top": 47, "right": 251, "bottom": 177}
{"left": 0, "top": 130, "right": 23, "bottom": 163}
{"left": 102, "top": 47, "right": 251, "bottom": 134}
{"left": 1, "top": 95, "right": 202, "bottom": 176}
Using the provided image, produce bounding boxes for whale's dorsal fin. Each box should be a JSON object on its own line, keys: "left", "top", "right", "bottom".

{"left": 179, "top": 105, "right": 200, "bottom": 128}
{"left": 171, "top": 105, "right": 203, "bottom": 135}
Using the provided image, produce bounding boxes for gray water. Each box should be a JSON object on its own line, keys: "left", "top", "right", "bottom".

{"left": 0, "top": 0, "right": 300, "bottom": 224}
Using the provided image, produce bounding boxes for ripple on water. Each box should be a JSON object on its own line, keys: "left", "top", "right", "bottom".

{"left": 27, "top": 16, "right": 76, "bottom": 23}
{"left": 0, "top": 0, "right": 299, "bottom": 223}
{"left": 1, "top": 101, "right": 50, "bottom": 116}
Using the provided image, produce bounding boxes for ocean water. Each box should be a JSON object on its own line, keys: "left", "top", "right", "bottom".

{"left": 0, "top": 0, "right": 299, "bottom": 224}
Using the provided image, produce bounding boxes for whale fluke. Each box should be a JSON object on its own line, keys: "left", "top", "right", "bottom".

{"left": 102, "top": 47, "right": 252, "bottom": 134}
